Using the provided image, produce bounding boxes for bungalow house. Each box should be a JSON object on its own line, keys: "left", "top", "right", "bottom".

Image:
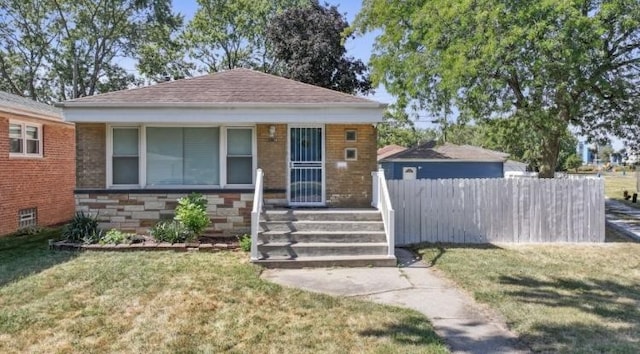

{"left": 57, "top": 69, "right": 395, "bottom": 266}
{"left": 0, "top": 91, "right": 75, "bottom": 236}
{"left": 379, "top": 141, "right": 509, "bottom": 180}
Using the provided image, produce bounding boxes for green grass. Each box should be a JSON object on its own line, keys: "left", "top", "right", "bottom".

{"left": 418, "top": 237, "right": 640, "bottom": 353}
{"left": 0, "top": 230, "right": 447, "bottom": 354}
{"left": 604, "top": 173, "right": 638, "bottom": 207}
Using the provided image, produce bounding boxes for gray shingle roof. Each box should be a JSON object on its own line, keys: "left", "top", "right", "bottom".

{"left": 382, "top": 141, "right": 509, "bottom": 162}
{"left": 60, "top": 68, "right": 382, "bottom": 107}
{"left": 0, "top": 91, "right": 61, "bottom": 118}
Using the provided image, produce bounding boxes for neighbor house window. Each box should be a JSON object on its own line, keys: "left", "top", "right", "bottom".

{"left": 18, "top": 208, "right": 37, "bottom": 228}
{"left": 226, "top": 128, "right": 253, "bottom": 185}
{"left": 9, "top": 122, "right": 42, "bottom": 157}
{"left": 146, "top": 127, "right": 220, "bottom": 186}
{"left": 112, "top": 127, "right": 139, "bottom": 185}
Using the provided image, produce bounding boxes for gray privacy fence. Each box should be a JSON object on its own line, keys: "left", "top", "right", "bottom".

{"left": 387, "top": 178, "right": 605, "bottom": 245}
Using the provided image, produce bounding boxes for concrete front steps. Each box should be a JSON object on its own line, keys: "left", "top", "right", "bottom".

{"left": 254, "top": 209, "right": 397, "bottom": 268}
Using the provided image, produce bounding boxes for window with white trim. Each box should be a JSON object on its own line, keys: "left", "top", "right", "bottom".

{"left": 112, "top": 127, "right": 139, "bottom": 185}
{"left": 9, "top": 122, "right": 42, "bottom": 157}
{"left": 108, "top": 125, "right": 255, "bottom": 188}
{"left": 147, "top": 127, "right": 220, "bottom": 186}
{"left": 226, "top": 128, "right": 253, "bottom": 185}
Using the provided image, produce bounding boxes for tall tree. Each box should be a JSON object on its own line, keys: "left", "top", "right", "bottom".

{"left": 266, "top": 1, "right": 372, "bottom": 94}
{"left": 185, "top": 0, "right": 307, "bottom": 73}
{"left": 0, "top": 0, "right": 58, "bottom": 100}
{"left": 354, "top": 0, "right": 640, "bottom": 177}
{"left": 0, "top": 0, "right": 180, "bottom": 102}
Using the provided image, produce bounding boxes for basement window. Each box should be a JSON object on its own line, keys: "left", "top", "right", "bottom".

{"left": 18, "top": 208, "right": 37, "bottom": 228}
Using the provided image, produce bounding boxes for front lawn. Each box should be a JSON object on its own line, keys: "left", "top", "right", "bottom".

{"left": 604, "top": 173, "right": 637, "bottom": 206}
{"left": 419, "top": 236, "right": 640, "bottom": 353}
{"left": 0, "top": 230, "right": 446, "bottom": 353}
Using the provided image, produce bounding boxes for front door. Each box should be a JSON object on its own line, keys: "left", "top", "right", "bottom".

{"left": 288, "top": 125, "right": 325, "bottom": 206}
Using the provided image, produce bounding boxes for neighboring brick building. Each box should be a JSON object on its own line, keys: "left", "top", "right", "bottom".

{"left": 58, "top": 69, "right": 385, "bottom": 235}
{"left": 0, "top": 92, "right": 75, "bottom": 236}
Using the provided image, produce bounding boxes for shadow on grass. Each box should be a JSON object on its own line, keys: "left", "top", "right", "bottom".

{"left": 413, "top": 243, "right": 503, "bottom": 267}
{"left": 0, "top": 228, "right": 77, "bottom": 288}
{"left": 359, "top": 314, "right": 444, "bottom": 346}
{"left": 499, "top": 275, "right": 640, "bottom": 350}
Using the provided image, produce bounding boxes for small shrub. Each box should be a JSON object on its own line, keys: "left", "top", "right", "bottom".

{"left": 175, "top": 193, "right": 210, "bottom": 240}
{"left": 63, "top": 212, "right": 102, "bottom": 243}
{"left": 100, "top": 229, "right": 135, "bottom": 245}
{"left": 238, "top": 234, "right": 251, "bottom": 252}
{"left": 150, "top": 220, "right": 189, "bottom": 243}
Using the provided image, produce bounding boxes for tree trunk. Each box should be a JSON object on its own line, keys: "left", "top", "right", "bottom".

{"left": 538, "top": 133, "right": 561, "bottom": 178}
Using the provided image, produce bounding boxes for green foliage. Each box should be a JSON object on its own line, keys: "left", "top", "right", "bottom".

{"left": 150, "top": 193, "right": 210, "bottom": 243}
{"left": 354, "top": 0, "right": 640, "bottom": 177}
{"left": 100, "top": 229, "right": 135, "bottom": 245}
{"left": 266, "top": 0, "right": 371, "bottom": 94}
{"left": 150, "top": 220, "right": 189, "bottom": 243}
{"left": 237, "top": 234, "right": 251, "bottom": 252}
{"left": 377, "top": 109, "right": 438, "bottom": 148}
{"left": 0, "top": 0, "right": 181, "bottom": 101}
{"left": 175, "top": 198, "right": 210, "bottom": 241}
{"left": 563, "top": 154, "right": 583, "bottom": 172}
{"left": 184, "top": 0, "right": 307, "bottom": 72}
{"left": 63, "top": 212, "right": 102, "bottom": 244}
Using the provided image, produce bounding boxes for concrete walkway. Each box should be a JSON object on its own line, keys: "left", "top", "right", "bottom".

{"left": 262, "top": 248, "right": 529, "bottom": 354}
{"left": 605, "top": 198, "right": 640, "bottom": 241}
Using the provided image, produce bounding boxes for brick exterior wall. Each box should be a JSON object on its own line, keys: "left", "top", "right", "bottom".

{"left": 76, "top": 123, "right": 106, "bottom": 188}
{"left": 0, "top": 113, "right": 75, "bottom": 236}
{"left": 256, "top": 123, "right": 376, "bottom": 207}
{"left": 325, "top": 124, "right": 377, "bottom": 207}
{"left": 76, "top": 192, "right": 253, "bottom": 235}
{"left": 72, "top": 122, "right": 376, "bottom": 236}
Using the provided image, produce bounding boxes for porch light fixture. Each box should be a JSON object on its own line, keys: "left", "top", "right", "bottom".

{"left": 269, "top": 125, "right": 276, "bottom": 141}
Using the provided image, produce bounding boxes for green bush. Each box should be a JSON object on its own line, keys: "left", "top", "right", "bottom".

{"left": 100, "top": 229, "right": 135, "bottom": 245}
{"left": 150, "top": 220, "right": 189, "bottom": 243}
{"left": 237, "top": 234, "right": 251, "bottom": 252}
{"left": 174, "top": 193, "right": 210, "bottom": 240}
{"left": 63, "top": 212, "right": 103, "bottom": 244}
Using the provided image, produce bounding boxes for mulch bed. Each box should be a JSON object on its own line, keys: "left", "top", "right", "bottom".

{"left": 50, "top": 235, "right": 241, "bottom": 252}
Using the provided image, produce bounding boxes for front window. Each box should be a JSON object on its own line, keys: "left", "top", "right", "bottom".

{"left": 112, "top": 127, "right": 139, "bottom": 185}
{"left": 9, "top": 122, "right": 42, "bottom": 157}
{"left": 108, "top": 125, "right": 254, "bottom": 188}
{"left": 147, "top": 127, "right": 220, "bottom": 186}
{"left": 227, "top": 128, "right": 253, "bottom": 185}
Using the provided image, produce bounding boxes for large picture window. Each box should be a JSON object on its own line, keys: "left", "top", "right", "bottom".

{"left": 109, "top": 125, "right": 254, "bottom": 188}
{"left": 9, "top": 121, "right": 42, "bottom": 157}
{"left": 147, "top": 127, "right": 220, "bottom": 186}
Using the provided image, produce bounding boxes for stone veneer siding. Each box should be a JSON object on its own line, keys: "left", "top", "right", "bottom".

{"left": 76, "top": 192, "right": 255, "bottom": 235}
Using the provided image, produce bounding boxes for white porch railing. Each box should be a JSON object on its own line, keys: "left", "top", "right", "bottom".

{"left": 250, "top": 168, "right": 264, "bottom": 261}
{"left": 372, "top": 169, "right": 395, "bottom": 257}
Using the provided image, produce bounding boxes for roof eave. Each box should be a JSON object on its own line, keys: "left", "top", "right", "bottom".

{"left": 55, "top": 101, "right": 388, "bottom": 109}
{"left": 0, "top": 105, "right": 66, "bottom": 123}
{"left": 380, "top": 158, "right": 507, "bottom": 163}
